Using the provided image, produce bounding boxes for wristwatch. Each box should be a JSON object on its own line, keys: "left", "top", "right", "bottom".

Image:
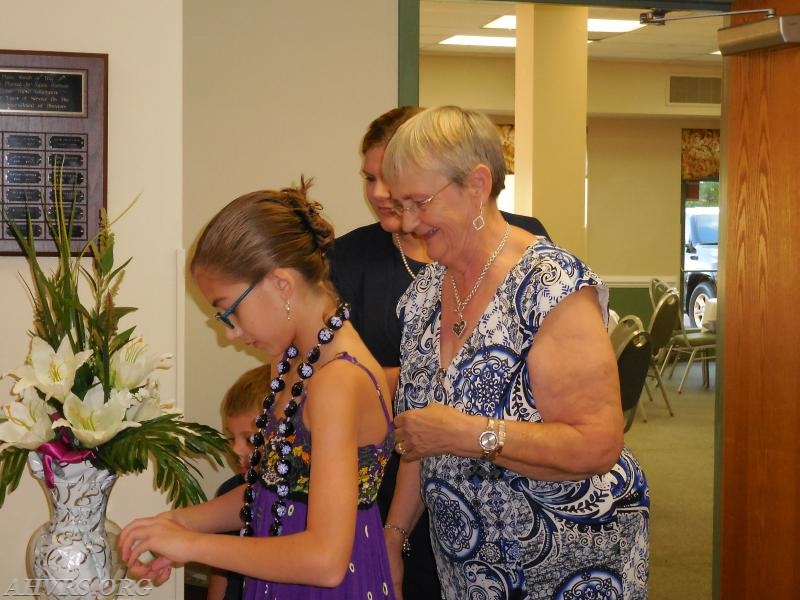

{"left": 478, "top": 418, "right": 506, "bottom": 461}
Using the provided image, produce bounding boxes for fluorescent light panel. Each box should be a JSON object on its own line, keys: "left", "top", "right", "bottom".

{"left": 588, "top": 19, "right": 644, "bottom": 33}
{"left": 483, "top": 15, "right": 516, "bottom": 30}
{"left": 444, "top": 15, "right": 645, "bottom": 48}
{"left": 440, "top": 35, "right": 516, "bottom": 48}
{"left": 482, "top": 15, "right": 644, "bottom": 33}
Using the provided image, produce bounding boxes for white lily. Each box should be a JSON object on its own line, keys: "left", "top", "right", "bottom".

{"left": 126, "top": 396, "right": 164, "bottom": 422}
{"left": 0, "top": 387, "right": 56, "bottom": 451}
{"left": 110, "top": 337, "right": 172, "bottom": 390}
{"left": 8, "top": 337, "right": 92, "bottom": 402}
{"left": 52, "top": 384, "right": 140, "bottom": 447}
{"left": 125, "top": 380, "right": 172, "bottom": 422}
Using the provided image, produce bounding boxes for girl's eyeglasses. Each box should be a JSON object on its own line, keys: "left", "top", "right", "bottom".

{"left": 215, "top": 282, "right": 256, "bottom": 329}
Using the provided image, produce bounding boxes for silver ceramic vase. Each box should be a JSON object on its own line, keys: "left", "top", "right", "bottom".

{"left": 26, "top": 452, "right": 126, "bottom": 600}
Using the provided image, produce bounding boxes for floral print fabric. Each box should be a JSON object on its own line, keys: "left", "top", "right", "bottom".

{"left": 396, "top": 240, "right": 650, "bottom": 600}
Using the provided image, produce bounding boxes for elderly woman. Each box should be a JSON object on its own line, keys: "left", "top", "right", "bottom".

{"left": 382, "top": 106, "right": 649, "bottom": 600}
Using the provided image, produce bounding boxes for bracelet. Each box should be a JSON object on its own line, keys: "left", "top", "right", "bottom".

{"left": 496, "top": 418, "right": 506, "bottom": 458}
{"left": 384, "top": 523, "right": 412, "bottom": 558}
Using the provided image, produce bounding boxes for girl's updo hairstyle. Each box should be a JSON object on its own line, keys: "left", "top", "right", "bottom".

{"left": 190, "top": 177, "right": 336, "bottom": 298}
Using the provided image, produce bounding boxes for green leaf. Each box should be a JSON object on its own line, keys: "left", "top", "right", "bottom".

{"left": 0, "top": 448, "right": 29, "bottom": 508}
{"left": 0, "top": 170, "right": 224, "bottom": 510}
{"left": 93, "top": 414, "right": 230, "bottom": 508}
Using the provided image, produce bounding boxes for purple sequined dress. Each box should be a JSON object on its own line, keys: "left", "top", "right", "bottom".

{"left": 243, "top": 353, "right": 396, "bottom": 600}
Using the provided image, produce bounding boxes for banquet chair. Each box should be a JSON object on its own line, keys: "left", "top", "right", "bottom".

{"left": 644, "top": 289, "right": 680, "bottom": 417}
{"left": 662, "top": 312, "right": 716, "bottom": 393}
{"left": 649, "top": 278, "right": 673, "bottom": 309}
{"left": 615, "top": 324, "right": 652, "bottom": 432}
{"left": 610, "top": 314, "right": 644, "bottom": 353}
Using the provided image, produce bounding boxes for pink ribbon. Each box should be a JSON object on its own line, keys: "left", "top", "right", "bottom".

{"left": 36, "top": 438, "right": 96, "bottom": 489}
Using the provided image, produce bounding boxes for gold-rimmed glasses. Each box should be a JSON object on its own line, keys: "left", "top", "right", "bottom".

{"left": 390, "top": 180, "right": 452, "bottom": 217}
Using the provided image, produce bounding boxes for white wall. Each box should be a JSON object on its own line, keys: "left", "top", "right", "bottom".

{"left": 587, "top": 115, "right": 722, "bottom": 279}
{"left": 0, "top": 0, "right": 398, "bottom": 596}
{"left": 420, "top": 53, "right": 722, "bottom": 119}
{"left": 0, "top": 2, "right": 183, "bottom": 598}
{"left": 588, "top": 59, "right": 721, "bottom": 117}
{"left": 419, "top": 52, "right": 721, "bottom": 281}
{"left": 421, "top": 54, "right": 515, "bottom": 115}
{"left": 182, "top": 0, "right": 398, "bottom": 500}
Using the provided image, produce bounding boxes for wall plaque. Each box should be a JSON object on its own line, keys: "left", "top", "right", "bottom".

{"left": 0, "top": 50, "right": 106, "bottom": 256}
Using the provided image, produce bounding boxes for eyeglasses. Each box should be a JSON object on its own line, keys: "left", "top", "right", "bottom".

{"left": 215, "top": 282, "right": 256, "bottom": 329}
{"left": 391, "top": 180, "right": 452, "bottom": 217}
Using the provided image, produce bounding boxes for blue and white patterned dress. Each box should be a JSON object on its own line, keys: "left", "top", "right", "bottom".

{"left": 396, "top": 240, "right": 649, "bottom": 600}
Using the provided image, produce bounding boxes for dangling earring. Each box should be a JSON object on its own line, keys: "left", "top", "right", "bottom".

{"left": 472, "top": 201, "right": 486, "bottom": 231}
{"left": 285, "top": 300, "right": 291, "bottom": 321}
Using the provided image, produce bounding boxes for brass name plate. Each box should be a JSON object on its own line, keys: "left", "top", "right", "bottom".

{"left": 0, "top": 50, "right": 106, "bottom": 256}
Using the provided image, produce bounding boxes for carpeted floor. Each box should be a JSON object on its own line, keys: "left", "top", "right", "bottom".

{"left": 624, "top": 361, "right": 716, "bottom": 600}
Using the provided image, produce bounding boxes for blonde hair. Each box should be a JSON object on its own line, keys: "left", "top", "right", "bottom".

{"left": 382, "top": 105, "right": 506, "bottom": 199}
{"left": 190, "top": 177, "right": 337, "bottom": 300}
{"left": 221, "top": 365, "right": 271, "bottom": 418}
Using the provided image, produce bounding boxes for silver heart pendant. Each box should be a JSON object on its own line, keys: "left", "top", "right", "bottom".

{"left": 452, "top": 318, "right": 467, "bottom": 337}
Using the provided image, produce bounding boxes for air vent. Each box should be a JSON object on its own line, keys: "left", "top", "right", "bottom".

{"left": 668, "top": 75, "right": 722, "bottom": 105}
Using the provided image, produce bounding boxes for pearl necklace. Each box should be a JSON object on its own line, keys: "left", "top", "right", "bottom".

{"left": 240, "top": 303, "right": 350, "bottom": 537}
{"left": 449, "top": 222, "right": 510, "bottom": 337}
{"left": 393, "top": 232, "right": 417, "bottom": 279}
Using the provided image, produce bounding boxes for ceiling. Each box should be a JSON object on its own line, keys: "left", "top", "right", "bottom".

{"left": 420, "top": 1, "right": 727, "bottom": 65}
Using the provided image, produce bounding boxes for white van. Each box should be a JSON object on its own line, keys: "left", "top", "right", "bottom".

{"left": 683, "top": 206, "right": 719, "bottom": 327}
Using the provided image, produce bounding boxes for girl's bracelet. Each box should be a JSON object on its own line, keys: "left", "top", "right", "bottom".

{"left": 383, "top": 523, "right": 412, "bottom": 558}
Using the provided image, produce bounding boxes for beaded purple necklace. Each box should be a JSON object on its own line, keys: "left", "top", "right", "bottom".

{"left": 240, "top": 302, "right": 350, "bottom": 537}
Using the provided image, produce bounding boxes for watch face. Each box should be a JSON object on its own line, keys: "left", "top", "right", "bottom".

{"left": 479, "top": 430, "right": 499, "bottom": 451}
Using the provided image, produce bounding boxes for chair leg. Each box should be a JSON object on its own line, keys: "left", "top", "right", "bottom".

{"left": 643, "top": 374, "right": 654, "bottom": 402}
{"left": 652, "top": 367, "right": 675, "bottom": 416}
{"left": 660, "top": 347, "right": 675, "bottom": 378}
{"left": 677, "top": 348, "right": 699, "bottom": 394}
{"left": 637, "top": 398, "right": 648, "bottom": 422}
{"left": 667, "top": 349, "right": 680, "bottom": 379}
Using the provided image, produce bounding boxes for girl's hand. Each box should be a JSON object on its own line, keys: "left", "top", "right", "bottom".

{"left": 119, "top": 513, "right": 197, "bottom": 571}
{"left": 126, "top": 553, "right": 173, "bottom": 587}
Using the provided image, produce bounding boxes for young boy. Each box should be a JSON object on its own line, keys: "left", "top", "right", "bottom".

{"left": 206, "top": 365, "right": 270, "bottom": 600}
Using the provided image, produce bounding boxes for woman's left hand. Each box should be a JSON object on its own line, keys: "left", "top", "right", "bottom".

{"left": 394, "top": 403, "right": 467, "bottom": 460}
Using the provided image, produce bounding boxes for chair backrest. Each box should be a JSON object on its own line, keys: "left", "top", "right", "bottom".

{"left": 610, "top": 314, "right": 645, "bottom": 355}
{"left": 616, "top": 330, "right": 652, "bottom": 413}
{"left": 649, "top": 278, "right": 673, "bottom": 309}
{"left": 648, "top": 289, "right": 681, "bottom": 354}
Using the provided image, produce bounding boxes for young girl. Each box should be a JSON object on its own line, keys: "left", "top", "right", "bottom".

{"left": 119, "top": 180, "right": 396, "bottom": 599}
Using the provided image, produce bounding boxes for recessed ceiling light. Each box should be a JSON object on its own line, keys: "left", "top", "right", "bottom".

{"left": 710, "top": 50, "right": 722, "bottom": 55}
{"left": 483, "top": 15, "right": 516, "bottom": 30}
{"left": 587, "top": 19, "right": 644, "bottom": 33}
{"left": 439, "top": 35, "right": 516, "bottom": 48}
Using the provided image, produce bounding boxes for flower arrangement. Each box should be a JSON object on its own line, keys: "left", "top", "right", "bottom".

{"left": 0, "top": 177, "right": 229, "bottom": 508}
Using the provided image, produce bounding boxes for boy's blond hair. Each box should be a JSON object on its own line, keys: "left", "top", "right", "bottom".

{"left": 221, "top": 364, "right": 271, "bottom": 418}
